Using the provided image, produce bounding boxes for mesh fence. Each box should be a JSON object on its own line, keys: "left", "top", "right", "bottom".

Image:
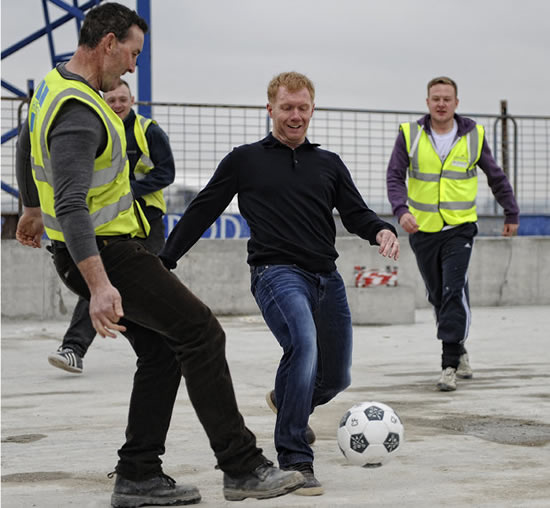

{"left": 2, "top": 97, "right": 549, "bottom": 216}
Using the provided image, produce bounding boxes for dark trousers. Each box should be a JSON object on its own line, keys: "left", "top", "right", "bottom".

{"left": 61, "top": 215, "right": 166, "bottom": 358}
{"left": 409, "top": 223, "right": 478, "bottom": 368}
{"left": 51, "top": 239, "right": 265, "bottom": 480}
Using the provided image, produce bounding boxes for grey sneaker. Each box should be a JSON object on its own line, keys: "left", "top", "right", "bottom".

{"left": 266, "top": 390, "right": 316, "bottom": 445}
{"left": 48, "top": 347, "right": 83, "bottom": 374}
{"left": 282, "top": 462, "right": 324, "bottom": 496}
{"left": 223, "top": 460, "right": 305, "bottom": 501}
{"left": 456, "top": 353, "right": 473, "bottom": 379}
{"left": 437, "top": 367, "right": 457, "bottom": 391}
{"left": 110, "top": 472, "right": 201, "bottom": 507}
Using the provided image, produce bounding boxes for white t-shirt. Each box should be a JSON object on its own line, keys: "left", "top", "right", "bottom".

{"left": 431, "top": 120, "right": 458, "bottom": 161}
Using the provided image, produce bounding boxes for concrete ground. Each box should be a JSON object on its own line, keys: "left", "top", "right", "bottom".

{"left": 1, "top": 305, "right": 549, "bottom": 508}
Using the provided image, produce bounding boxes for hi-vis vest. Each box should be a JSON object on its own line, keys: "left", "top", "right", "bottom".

{"left": 132, "top": 114, "right": 167, "bottom": 213}
{"left": 28, "top": 68, "right": 150, "bottom": 241}
{"left": 401, "top": 122, "right": 484, "bottom": 232}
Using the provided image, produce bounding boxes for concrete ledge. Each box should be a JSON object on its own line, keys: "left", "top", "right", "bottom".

{"left": 2, "top": 236, "right": 550, "bottom": 320}
{"left": 347, "top": 285, "right": 415, "bottom": 325}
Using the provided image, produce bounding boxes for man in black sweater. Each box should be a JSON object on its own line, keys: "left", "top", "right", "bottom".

{"left": 160, "top": 71, "right": 399, "bottom": 495}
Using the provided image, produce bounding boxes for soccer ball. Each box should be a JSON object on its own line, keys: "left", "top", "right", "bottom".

{"left": 337, "top": 401, "right": 404, "bottom": 467}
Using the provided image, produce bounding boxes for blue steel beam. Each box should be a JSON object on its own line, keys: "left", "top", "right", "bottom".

{"left": 136, "top": 0, "right": 152, "bottom": 118}
{"left": 1, "top": 0, "right": 100, "bottom": 60}
{"left": 1, "top": 181, "right": 20, "bottom": 198}
{"left": 1, "top": 80, "right": 26, "bottom": 97}
{"left": 42, "top": 0, "right": 57, "bottom": 68}
{"left": 1, "top": 127, "right": 20, "bottom": 144}
{"left": 48, "top": 0, "right": 87, "bottom": 20}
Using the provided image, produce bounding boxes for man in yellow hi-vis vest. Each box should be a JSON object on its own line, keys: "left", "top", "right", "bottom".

{"left": 48, "top": 79, "right": 175, "bottom": 375}
{"left": 15, "top": 3, "right": 304, "bottom": 505}
{"left": 387, "top": 76, "right": 519, "bottom": 392}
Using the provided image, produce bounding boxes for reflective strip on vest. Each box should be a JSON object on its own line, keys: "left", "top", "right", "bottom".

{"left": 41, "top": 191, "right": 134, "bottom": 232}
{"left": 136, "top": 115, "right": 154, "bottom": 170}
{"left": 132, "top": 114, "right": 167, "bottom": 213}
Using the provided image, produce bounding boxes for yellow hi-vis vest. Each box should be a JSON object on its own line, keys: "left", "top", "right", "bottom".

{"left": 28, "top": 67, "right": 150, "bottom": 241}
{"left": 401, "top": 122, "right": 484, "bottom": 232}
{"left": 132, "top": 114, "right": 167, "bottom": 213}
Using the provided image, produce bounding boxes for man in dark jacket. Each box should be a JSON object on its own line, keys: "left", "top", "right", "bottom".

{"left": 386, "top": 76, "right": 519, "bottom": 391}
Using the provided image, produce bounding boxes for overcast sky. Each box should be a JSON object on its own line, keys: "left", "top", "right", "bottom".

{"left": 2, "top": 0, "right": 549, "bottom": 116}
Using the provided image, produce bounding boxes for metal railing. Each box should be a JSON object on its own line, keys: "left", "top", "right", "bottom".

{"left": 2, "top": 97, "right": 549, "bottom": 217}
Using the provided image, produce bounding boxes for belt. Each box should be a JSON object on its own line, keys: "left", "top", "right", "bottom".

{"left": 50, "top": 235, "right": 131, "bottom": 251}
{"left": 96, "top": 234, "right": 131, "bottom": 248}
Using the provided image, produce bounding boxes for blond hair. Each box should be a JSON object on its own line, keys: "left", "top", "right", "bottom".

{"left": 427, "top": 76, "right": 458, "bottom": 97}
{"left": 267, "top": 71, "right": 315, "bottom": 103}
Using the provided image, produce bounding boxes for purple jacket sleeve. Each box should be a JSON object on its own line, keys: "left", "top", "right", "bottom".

{"left": 386, "top": 129, "right": 410, "bottom": 221}
{"left": 477, "top": 138, "right": 519, "bottom": 224}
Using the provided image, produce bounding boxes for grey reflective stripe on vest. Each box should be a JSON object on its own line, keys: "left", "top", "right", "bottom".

{"left": 441, "top": 168, "right": 478, "bottom": 180}
{"left": 31, "top": 88, "right": 127, "bottom": 188}
{"left": 407, "top": 198, "right": 439, "bottom": 212}
{"left": 137, "top": 153, "right": 153, "bottom": 170}
{"left": 439, "top": 200, "right": 476, "bottom": 210}
{"left": 409, "top": 170, "right": 440, "bottom": 182}
{"left": 467, "top": 127, "right": 480, "bottom": 169}
{"left": 408, "top": 123, "right": 423, "bottom": 172}
{"left": 90, "top": 191, "right": 134, "bottom": 227}
{"left": 136, "top": 115, "right": 154, "bottom": 169}
{"left": 408, "top": 198, "right": 475, "bottom": 212}
{"left": 41, "top": 190, "right": 134, "bottom": 233}
{"left": 42, "top": 211, "right": 61, "bottom": 232}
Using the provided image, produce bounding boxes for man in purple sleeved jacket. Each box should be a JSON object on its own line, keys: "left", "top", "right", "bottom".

{"left": 386, "top": 76, "right": 519, "bottom": 392}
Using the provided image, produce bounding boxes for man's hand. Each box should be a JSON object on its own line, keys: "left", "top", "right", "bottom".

{"left": 376, "top": 229, "right": 400, "bottom": 261}
{"left": 16, "top": 207, "right": 44, "bottom": 248}
{"left": 88, "top": 283, "right": 127, "bottom": 338}
{"left": 502, "top": 223, "right": 519, "bottom": 237}
{"left": 398, "top": 212, "right": 419, "bottom": 234}
{"left": 77, "top": 255, "right": 127, "bottom": 338}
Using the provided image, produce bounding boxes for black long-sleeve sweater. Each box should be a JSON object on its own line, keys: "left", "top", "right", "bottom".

{"left": 161, "top": 133, "right": 396, "bottom": 273}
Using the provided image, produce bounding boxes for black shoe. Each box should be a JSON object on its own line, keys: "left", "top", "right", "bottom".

{"left": 48, "top": 347, "right": 83, "bottom": 374}
{"left": 110, "top": 472, "right": 201, "bottom": 507}
{"left": 282, "top": 462, "right": 324, "bottom": 496}
{"left": 223, "top": 460, "right": 305, "bottom": 501}
{"left": 266, "top": 390, "right": 317, "bottom": 445}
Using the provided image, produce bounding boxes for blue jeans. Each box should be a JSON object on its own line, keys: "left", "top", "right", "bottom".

{"left": 251, "top": 264, "right": 352, "bottom": 467}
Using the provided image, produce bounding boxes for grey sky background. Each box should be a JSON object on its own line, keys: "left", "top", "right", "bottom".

{"left": 1, "top": 0, "right": 549, "bottom": 116}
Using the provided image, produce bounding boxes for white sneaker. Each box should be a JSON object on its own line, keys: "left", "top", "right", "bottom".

{"left": 437, "top": 367, "right": 457, "bottom": 391}
{"left": 456, "top": 353, "right": 473, "bottom": 379}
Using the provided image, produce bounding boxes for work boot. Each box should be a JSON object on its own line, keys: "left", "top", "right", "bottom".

{"left": 110, "top": 472, "right": 201, "bottom": 507}
{"left": 48, "top": 347, "right": 83, "bottom": 374}
{"left": 456, "top": 353, "right": 473, "bottom": 379}
{"left": 266, "top": 390, "right": 316, "bottom": 445}
{"left": 437, "top": 367, "right": 457, "bottom": 391}
{"left": 282, "top": 462, "right": 324, "bottom": 496}
{"left": 223, "top": 460, "right": 305, "bottom": 501}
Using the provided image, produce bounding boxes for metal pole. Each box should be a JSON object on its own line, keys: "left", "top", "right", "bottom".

{"left": 137, "top": 0, "right": 152, "bottom": 118}
{"left": 500, "top": 100, "right": 509, "bottom": 179}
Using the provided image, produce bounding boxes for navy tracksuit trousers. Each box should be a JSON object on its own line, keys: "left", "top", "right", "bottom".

{"left": 409, "top": 222, "right": 478, "bottom": 369}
